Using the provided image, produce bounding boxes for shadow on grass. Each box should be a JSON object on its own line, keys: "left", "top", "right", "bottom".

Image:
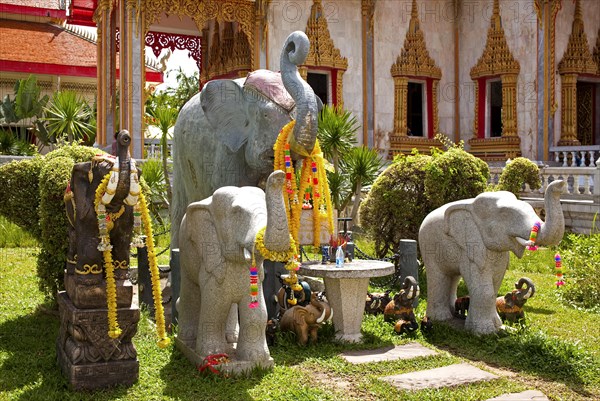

{"left": 525, "top": 306, "right": 554, "bottom": 315}
{"left": 423, "top": 320, "right": 599, "bottom": 399}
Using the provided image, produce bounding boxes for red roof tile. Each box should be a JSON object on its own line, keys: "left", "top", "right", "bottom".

{"left": 0, "top": 19, "right": 96, "bottom": 67}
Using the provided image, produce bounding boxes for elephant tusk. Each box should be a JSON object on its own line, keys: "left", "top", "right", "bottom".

{"left": 316, "top": 307, "right": 327, "bottom": 324}
{"left": 523, "top": 286, "right": 533, "bottom": 299}
{"left": 516, "top": 237, "right": 530, "bottom": 247}
{"left": 327, "top": 307, "right": 333, "bottom": 322}
{"left": 406, "top": 288, "right": 413, "bottom": 299}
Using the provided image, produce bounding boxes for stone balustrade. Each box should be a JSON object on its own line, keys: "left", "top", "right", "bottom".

{"left": 143, "top": 138, "right": 172, "bottom": 160}
{"left": 549, "top": 145, "right": 600, "bottom": 167}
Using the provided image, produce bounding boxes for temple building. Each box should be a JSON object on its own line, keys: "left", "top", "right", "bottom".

{"left": 1, "top": 0, "right": 598, "bottom": 164}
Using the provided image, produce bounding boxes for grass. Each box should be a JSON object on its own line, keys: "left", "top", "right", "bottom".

{"left": 0, "top": 216, "right": 37, "bottom": 248}
{"left": 1, "top": 243, "right": 599, "bottom": 400}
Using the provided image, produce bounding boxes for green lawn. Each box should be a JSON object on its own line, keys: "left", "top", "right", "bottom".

{"left": 1, "top": 246, "right": 599, "bottom": 401}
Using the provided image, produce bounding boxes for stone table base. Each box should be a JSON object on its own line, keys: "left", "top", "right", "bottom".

{"left": 298, "top": 260, "right": 394, "bottom": 342}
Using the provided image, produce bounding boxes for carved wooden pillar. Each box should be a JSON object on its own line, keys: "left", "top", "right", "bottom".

{"left": 501, "top": 74, "right": 518, "bottom": 137}
{"left": 393, "top": 76, "right": 408, "bottom": 136}
{"left": 336, "top": 70, "right": 345, "bottom": 109}
{"left": 432, "top": 80, "right": 439, "bottom": 135}
{"left": 299, "top": 66, "right": 308, "bottom": 81}
{"left": 559, "top": 74, "right": 580, "bottom": 145}
{"left": 472, "top": 80, "right": 480, "bottom": 138}
{"left": 94, "top": 0, "right": 116, "bottom": 149}
{"left": 119, "top": 0, "right": 145, "bottom": 159}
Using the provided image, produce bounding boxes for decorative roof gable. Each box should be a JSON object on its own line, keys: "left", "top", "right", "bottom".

{"left": 303, "top": 0, "right": 348, "bottom": 70}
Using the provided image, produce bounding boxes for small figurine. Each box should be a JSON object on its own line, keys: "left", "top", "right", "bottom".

{"left": 279, "top": 293, "right": 333, "bottom": 345}
{"left": 364, "top": 290, "right": 391, "bottom": 315}
{"left": 454, "top": 296, "right": 470, "bottom": 319}
{"left": 496, "top": 277, "right": 535, "bottom": 322}
{"left": 383, "top": 277, "right": 419, "bottom": 334}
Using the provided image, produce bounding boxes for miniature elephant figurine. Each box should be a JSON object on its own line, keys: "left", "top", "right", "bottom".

{"left": 384, "top": 277, "right": 420, "bottom": 334}
{"left": 496, "top": 277, "right": 535, "bottom": 322}
{"left": 365, "top": 290, "right": 391, "bottom": 315}
{"left": 454, "top": 296, "right": 470, "bottom": 319}
{"left": 279, "top": 293, "right": 332, "bottom": 345}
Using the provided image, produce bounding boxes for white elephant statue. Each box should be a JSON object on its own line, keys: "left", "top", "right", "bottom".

{"left": 176, "top": 170, "right": 291, "bottom": 372}
{"left": 419, "top": 180, "right": 565, "bottom": 335}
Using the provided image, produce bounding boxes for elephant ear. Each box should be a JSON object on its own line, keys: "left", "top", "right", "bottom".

{"left": 504, "top": 293, "right": 515, "bottom": 308}
{"left": 443, "top": 202, "right": 482, "bottom": 264}
{"left": 200, "top": 79, "right": 249, "bottom": 153}
{"left": 185, "top": 200, "right": 227, "bottom": 285}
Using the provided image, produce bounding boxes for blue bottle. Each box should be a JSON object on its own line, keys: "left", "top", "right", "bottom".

{"left": 335, "top": 246, "right": 344, "bottom": 268}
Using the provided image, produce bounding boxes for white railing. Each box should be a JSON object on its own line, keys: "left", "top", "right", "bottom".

{"left": 489, "top": 164, "right": 599, "bottom": 203}
{"left": 549, "top": 145, "right": 600, "bottom": 167}
{"left": 144, "top": 139, "right": 172, "bottom": 160}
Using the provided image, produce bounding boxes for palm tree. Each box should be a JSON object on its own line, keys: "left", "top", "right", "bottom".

{"left": 341, "top": 146, "right": 383, "bottom": 224}
{"left": 43, "top": 90, "right": 95, "bottom": 144}
{"left": 317, "top": 105, "right": 358, "bottom": 173}
{"left": 146, "top": 102, "right": 178, "bottom": 207}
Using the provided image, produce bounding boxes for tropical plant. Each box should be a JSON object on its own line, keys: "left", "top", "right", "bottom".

{"left": 145, "top": 95, "right": 178, "bottom": 207}
{"left": 317, "top": 105, "right": 358, "bottom": 173}
{"left": 140, "top": 158, "right": 168, "bottom": 225}
{"left": 0, "top": 75, "right": 49, "bottom": 144}
{"left": 165, "top": 67, "right": 200, "bottom": 110}
{"left": 42, "top": 90, "right": 96, "bottom": 144}
{"left": 0, "top": 130, "right": 37, "bottom": 155}
{"left": 341, "top": 145, "right": 383, "bottom": 223}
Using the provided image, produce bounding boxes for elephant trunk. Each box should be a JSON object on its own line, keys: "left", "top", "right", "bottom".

{"left": 515, "top": 277, "right": 535, "bottom": 302}
{"left": 263, "top": 170, "right": 291, "bottom": 252}
{"left": 280, "top": 31, "right": 319, "bottom": 158}
{"left": 536, "top": 180, "right": 566, "bottom": 246}
{"left": 108, "top": 130, "right": 132, "bottom": 210}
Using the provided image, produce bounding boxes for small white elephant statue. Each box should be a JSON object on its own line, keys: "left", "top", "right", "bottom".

{"left": 419, "top": 180, "right": 565, "bottom": 335}
{"left": 176, "top": 170, "right": 291, "bottom": 372}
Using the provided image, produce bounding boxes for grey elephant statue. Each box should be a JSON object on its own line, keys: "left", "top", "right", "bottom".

{"left": 171, "top": 30, "right": 321, "bottom": 249}
{"left": 176, "top": 170, "right": 291, "bottom": 372}
{"left": 280, "top": 292, "right": 333, "bottom": 345}
{"left": 496, "top": 277, "right": 535, "bottom": 322}
{"left": 419, "top": 180, "right": 565, "bottom": 335}
{"left": 383, "top": 276, "right": 420, "bottom": 334}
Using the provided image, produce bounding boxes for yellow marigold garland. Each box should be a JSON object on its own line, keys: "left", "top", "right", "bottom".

{"left": 273, "top": 121, "right": 334, "bottom": 248}
{"left": 139, "top": 192, "right": 171, "bottom": 348}
{"left": 94, "top": 170, "right": 170, "bottom": 347}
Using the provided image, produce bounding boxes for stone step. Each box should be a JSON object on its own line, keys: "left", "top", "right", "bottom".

{"left": 341, "top": 342, "right": 438, "bottom": 364}
{"left": 486, "top": 390, "right": 549, "bottom": 401}
{"left": 380, "top": 362, "right": 498, "bottom": 391}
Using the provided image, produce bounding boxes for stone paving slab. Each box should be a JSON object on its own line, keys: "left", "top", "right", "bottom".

{"left": 486, "top": 390, "right": 549, "bottom": 401}
{"left": 380, "top": 362, "right": 498, "bottom": 391}
{"left": 341, "top": 342, "right": 438, "bottom": 364}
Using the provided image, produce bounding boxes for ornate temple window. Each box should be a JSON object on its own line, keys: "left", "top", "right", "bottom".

{"left": 299, "top": 0, "right": 348, "bottom": 107}
{"left": 556, "top": 0, "right": 599, "bottom": 147}
{"left": 388, "top": 0, "right": 442, "bottom": 157}
{"left": 468, "top": 0, "right": 520, "bottom": 161}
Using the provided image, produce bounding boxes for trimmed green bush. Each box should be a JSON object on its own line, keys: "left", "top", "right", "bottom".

{"left": 497, "top": 157, "right": 541, "bottom": 197}
{"left": 425, "top": 146, "right": 490, "bottom": 209}
{"left": 359, "top": 154, "right": 432, "bottom": 258}
{"left": 37, "top": 156, "right": 74, "bottom": 300}
{"left": 0, "top": 157, "right": 44, "bottom": 239}
{"left": 558, "top": 233, "right": 600, "bottom": 311}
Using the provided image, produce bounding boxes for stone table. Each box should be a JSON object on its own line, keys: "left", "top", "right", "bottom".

{"left": 298, "top": 259, "right": 394, "bottom": 342}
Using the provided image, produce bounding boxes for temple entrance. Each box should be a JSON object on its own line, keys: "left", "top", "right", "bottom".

{"left": 407, "top": 82, "right": 424, "bottom": 136}
{"left": 307, "top": 72, "right": 329, "bottom": 105}
{"left": 576, "top": 81, "right": 594, "bottom": 146}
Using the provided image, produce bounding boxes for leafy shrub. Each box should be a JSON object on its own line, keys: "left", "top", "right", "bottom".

{"left": 44, "top": 142, "right": 99, "bottom": 163}
{"left": 0, "top": 156, "right": 44, "bottom": 239}
{"left": 425, "top": 145, "right": 490, "bottom": 209}
{"left": 359, "top": 153, "right": 432, "bottom": 257}
{"left": 497, "top": 157, "right": 541, "bottom": 197}
{"left": 558, "top": 233, "right": 600, "bottom": 311}
{"left": 0, "top": 130, "right": 36, "bottom": 156}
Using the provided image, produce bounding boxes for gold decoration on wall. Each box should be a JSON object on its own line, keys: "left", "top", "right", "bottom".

{"left": 557, "top": 0, "right": 596, "bottom": 146}
{"left": 390, "top": 0, "right": 441, "bottom": 80}
{"left": 577, "top": 83, "right": 593, "bottom": 145}
{"left": 557, "top": 0, "right": 597, "bottom": 75}
{"left": 388, "top": 0, "right": 442, "bottom": 157}
{"left": 201, "top": 22, "right": 252, "bottom": 83}
{"left": 594, "top": 28, "right": 600, "bottom": 73}
{"left": 468, "top": 0, "right": 521, "bottom": 161}
{"left": 470, "top": 0, "right": 520, "bottom": 79}
{"left": 302, "top": 0, "right": 348, "bottom": 106}
{"left": 141, "top": 0, "right": 256, "bottom": 69}
{"left": 361, "top": 0, "right": 375, "bottom": 37}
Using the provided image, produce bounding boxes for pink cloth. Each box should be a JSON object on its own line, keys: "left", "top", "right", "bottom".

{"left": 244, "top": 69, "right": 295, "bottom": 112}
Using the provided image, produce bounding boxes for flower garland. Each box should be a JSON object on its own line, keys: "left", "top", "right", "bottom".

{"left": 94, "top": 170, "right": 170, "bottom": 348}
{"left": 254, "top": 227, "right": 302, "bottom": 306}
{"left": 526, "top": 221, "right": 541, "bottom": 251}
{"left": 273, "top": 121, "right": 334, "bottom": 247}
{"left": 555, "top": 253, "right": 564, "bottom": 288}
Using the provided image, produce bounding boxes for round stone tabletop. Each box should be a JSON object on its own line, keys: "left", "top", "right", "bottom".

{"left": 298, "top": 259, "right": 395, "bottom": 279}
